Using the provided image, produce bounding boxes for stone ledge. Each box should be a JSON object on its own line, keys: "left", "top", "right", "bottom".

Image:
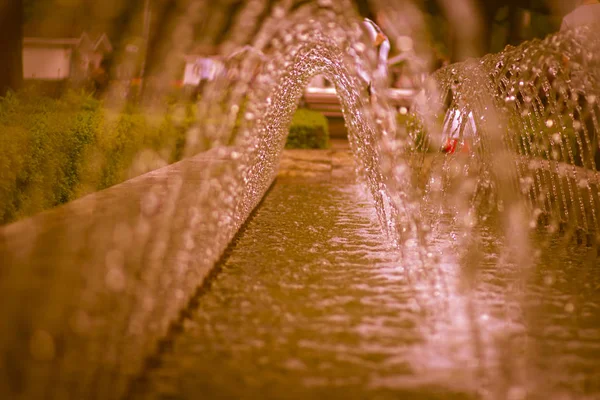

{"left": 0, "top": 146, "right": 274, "bottom": 400}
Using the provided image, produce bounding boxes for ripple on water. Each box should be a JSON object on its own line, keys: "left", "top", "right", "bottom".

{"left": 134, "top": 178, "right": 600, "bottom": 400}
{"left": 134, "top": 180, "right": 476, "bottom": 399}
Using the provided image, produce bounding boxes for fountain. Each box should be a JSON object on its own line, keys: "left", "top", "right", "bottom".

{"left": 411, "top": 24, "right": 600, "bottom": 236}
{"left": 1, "top": 1, "right": 600, "bottom": 399}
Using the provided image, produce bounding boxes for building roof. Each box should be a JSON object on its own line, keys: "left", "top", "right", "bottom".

{"left": 23, "top": 32, "right": 113, "bottom": 53}
{"left": 93, "top": 33, "right": 113, "bottom": 53}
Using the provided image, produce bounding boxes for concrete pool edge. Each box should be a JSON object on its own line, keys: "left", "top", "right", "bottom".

{"left": 0, "top": 146, "right": 277, "bottom": 399}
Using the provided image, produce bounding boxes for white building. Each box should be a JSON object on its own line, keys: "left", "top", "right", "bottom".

{"left": 23, "top": 33, "right": 112, "bottom": 81}
{"left": 181, "top": 45, "right": 224, "bottom": 86}
{"left": 182, "top": 56, "right": 224, "bottom": 86}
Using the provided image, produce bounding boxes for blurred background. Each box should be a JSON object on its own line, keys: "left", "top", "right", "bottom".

{"left": 0, "top": 0, "right": 582, "bottom": 100}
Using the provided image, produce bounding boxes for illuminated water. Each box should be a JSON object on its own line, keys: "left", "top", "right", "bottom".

{"left": 412, "top": 24, "right": 600, "bottom": 237}
{"left": 2, "top": 2, "right": 600, "bottom": 399}
{"left": 127, "top": 154, "right": 600, "bottom": 399}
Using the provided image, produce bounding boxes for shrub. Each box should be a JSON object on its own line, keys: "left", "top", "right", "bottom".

{"left": 398, "top": 112, "right": 435, "bottom": 153}
{"left": 0, "top": 91, "right": 194, "bottom": 225}
{"left": 0, "top": 91, "right": 102, "bottom": 223}
{"left": 286, "top": 108, "right": 329, "bottom": 149}
{"left": 98, "top": 107, "right": 192, "bottom": 189}
{"left": 0, "top": 125, "right": 29, "bottom": 223}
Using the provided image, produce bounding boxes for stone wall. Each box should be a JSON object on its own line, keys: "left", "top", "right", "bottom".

{"left": 0, "top": 146, "right": 274, "bottom": 399}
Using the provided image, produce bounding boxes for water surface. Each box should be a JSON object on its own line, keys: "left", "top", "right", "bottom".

{"left": 133, "top": 153, "right": 600, "bottom": 400}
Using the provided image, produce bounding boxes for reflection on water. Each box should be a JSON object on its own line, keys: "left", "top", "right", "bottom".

{"left": 476, "top": 226, "right": 600, "bottom": 398}
{"left": 132, "top": 167, "right": 600, "bottom": 399}
{"left": 4, "top": 3, "right": 600, "bottom": 399}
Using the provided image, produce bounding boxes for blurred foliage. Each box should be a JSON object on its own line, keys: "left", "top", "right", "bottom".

{"left": 489, "top": 6, "right": 561, "bottom": 53}
{"left": 0, "top": 90, "right": 100, "bottom": 222}
{"left": 23, "top": 0, "right": 141, "bottom": 39}
{"left": 398, "top": 112, "right": 437, "bottom": 153}
{"left": 0, "top": 90, "right": 332, "bottom": 224}
{"left": 0, "top": 90, "right": 193, "bottom": 225}
{"left": 285, "top": 108, "right": 330, "bottom": 149}
{"left": 17, "top": 0, "right": 568, "bottom": 80}
{"left": 420, "top": 0, "right": 564, "bottom": 62}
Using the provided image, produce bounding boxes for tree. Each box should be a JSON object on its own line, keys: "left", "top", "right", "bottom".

{"left": 420, "top": 0, "right": 555, "bottom": 62}
{"left": 0, "top": 0, "right": 24, "bottom": 95}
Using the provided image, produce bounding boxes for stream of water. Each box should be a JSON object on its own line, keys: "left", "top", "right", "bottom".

{"left": 132, "top": 5, "right": 600, "bottom": 398}
{"left": 130, "top": 155, "right": 600, "bottom": 399}
{"left": 3, "top": 3, "right": 600, "bottom": 399}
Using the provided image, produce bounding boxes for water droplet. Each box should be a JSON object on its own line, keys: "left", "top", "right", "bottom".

{"left": 141, "top": 191, "right": 160, "bottom": 216}
{"left": 463, "top": 213, "right": 476, "bottom": 228}
{"left": 564, "top": 302, "right": 575, "bottom": 313}
{"left": 70, "top": 311, "right": 91, "bottom": 335}
{"left": 106, "top": 268, "right": 126, "bottom": 292}
{"left": 552, "top": 133, "right": 561, "bottom": 143}
{"left": 354, "top": 42, "right": 366, "bottom": 53}
{"left": 106, "top": 249, "right": 124, "bottom": 270}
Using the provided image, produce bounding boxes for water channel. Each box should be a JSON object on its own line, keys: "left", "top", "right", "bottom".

{"left": 2, "top": 3, "right": 600, "bottom": 399}
{"left": 130, "top": 148, "right": 600, "bottom": 399}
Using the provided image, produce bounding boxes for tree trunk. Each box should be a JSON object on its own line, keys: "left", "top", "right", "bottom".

{"left": 0, "top": 0, "right": 23, "bottom": 95}
{"left": 507, "top": 5, "right": 522, "bottom": 46}
{"left": 139, "top": 0, "right": 178, "bottom": 99}
{"left": 354, "top": 0, "right": 375, "bottom": 19}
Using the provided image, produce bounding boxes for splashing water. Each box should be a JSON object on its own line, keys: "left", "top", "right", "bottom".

{"left": 3, "top": 1, "right": 600, "bottom": 399}
{"left": 190, "top": 1, "right": 423, "bottom": 250}
{"left": 412, "top": 24, "right": 600, "bottom": 238}
{"left": 187, "top": 6, "right": 600, "bottom": 395}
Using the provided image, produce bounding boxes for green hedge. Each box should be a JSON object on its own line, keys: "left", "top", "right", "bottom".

{"left": 0, "top": 96, "right": 329, "bottom": 225}
{"left": 398, "top": 112, "right": 437, "bottom": 153}
{"left": 286, "top": 108, "right": 329, "bottom": 149}
{"left": 0, "top": 91, "right": 193, "bottom": 225}
{"left": 0, "top": 92, "right": 102, "bottom": 222}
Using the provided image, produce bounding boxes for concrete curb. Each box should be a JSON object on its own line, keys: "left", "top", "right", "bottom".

{"left": 0, "top": 146, "right": 275, "bottom": 399}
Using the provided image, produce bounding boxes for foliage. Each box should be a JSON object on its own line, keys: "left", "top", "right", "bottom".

{"left": 286, "top": 109, "right": 330, "bottom": 149}
{"left": 0, "top": 91, "right": 193, "bottom": 225}
{"left": 398, "top": 112, "right": 435, "bottom": 153}
{"left": 1, "top": 100, "right": 332, "bottom": 225}
{"left": 0, "top": 90, "right": 101, "bottom": 222}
